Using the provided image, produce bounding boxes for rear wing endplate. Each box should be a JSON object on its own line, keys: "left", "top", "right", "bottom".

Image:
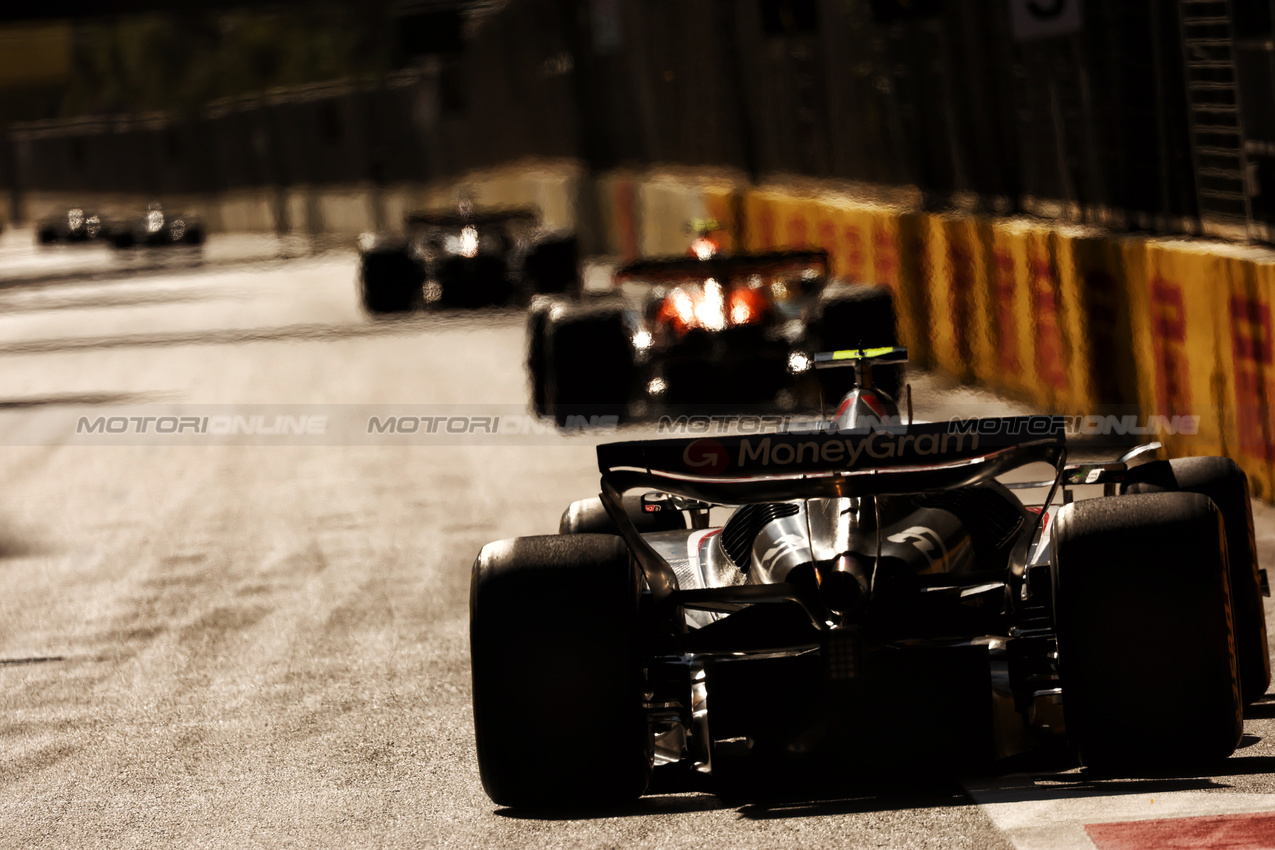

{"left": 616, "top": 249, "right": 829, "bottom": 282}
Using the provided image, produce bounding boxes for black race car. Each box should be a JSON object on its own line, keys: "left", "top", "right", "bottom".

{"left": 527, "top": 249, "right": 898, "bottom": 425}
{"left": 37, "top": 207, "right": 110, "bottom": 244}
{"left": 109, "top": 202, "right": 205, "bottom": 248}
{"left": 357, "top": 205, "right": 578, "bottom": 314}
{"left": 471, "top": 348, "right": 1271, "bottom": 807}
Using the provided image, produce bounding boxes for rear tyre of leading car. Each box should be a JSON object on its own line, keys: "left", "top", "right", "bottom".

{"left": 543, "top": 307, "right": 634, "bottom": 427}
{"left": 526, "top": 299, "right": 554, "bottom": 417}
{"left": 1050, "top": 492, "right": 1242, "bottom": 771}
{"left": 470, "top": 534, "right": 652, "bottom": 809}
{"left": 359, "top": 247, "right": 424, "bottom": 314}
{"left": 522, "top": 234, "right": 580, "bottom": 296}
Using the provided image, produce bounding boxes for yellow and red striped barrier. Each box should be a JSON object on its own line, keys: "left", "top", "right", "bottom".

{"left": 716, "top": 181, "right": 1275, "bottom": 492}
{"left": 446, "top": 162, "right": 1275, "bottom": 493}
{"left": 1219, "top": 250, "right": 1275, "bottom": 498}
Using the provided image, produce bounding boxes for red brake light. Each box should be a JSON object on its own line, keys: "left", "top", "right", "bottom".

{"left": 728, "top": 287, "right": 769, "bottom": 326}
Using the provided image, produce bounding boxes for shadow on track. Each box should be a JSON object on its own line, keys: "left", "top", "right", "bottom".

{"left": 493, "top": 793, "right": 730, "bottom": 821}
{"left": 494, "top": 767, "right": 984, "bottom": 822}
{"left": 967, "top": 749, "right": 1275, "bottom": 808}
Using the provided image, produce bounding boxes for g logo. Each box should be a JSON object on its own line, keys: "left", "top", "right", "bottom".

{"left": 683, "top": 439, "right": 728, "bottom": 475}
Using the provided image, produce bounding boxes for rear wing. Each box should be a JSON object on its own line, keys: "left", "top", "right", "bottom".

{"left": 813, "top": 346, "right": 909, "bottom": 369}
{"left": 597, "top": 416, "right": 1066, "bottom": 505}
{"left": 597, "top": 415, "right": 1066, "bottom": 610}
{"left": 616, "top": 249, "right": 829, "bottom": 282}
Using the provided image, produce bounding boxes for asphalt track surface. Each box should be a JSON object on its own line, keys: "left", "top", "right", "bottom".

{"left": 1, "top": 234, "right": 1274, "bottom": 848}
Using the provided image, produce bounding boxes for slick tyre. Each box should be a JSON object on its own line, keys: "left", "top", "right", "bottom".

{"left": 1051, "top": 492, "right": 1242, "bottom": 771}
{"left": 811, "top": 283, "right": 901, "bottom": 402}
{"left": 1121, "top": 456, "right": 1271, "bottom": 705}
{"left": 523, "top": 235, "right": 580, "bottom": 296}
{"left": 470, "top": 534, "right": 651, "bottom": 808}
{"left": 359, "top": 248, "right": 423, "bottom": 314}
{"left": 526, "top": 300, "right": 554, "bottom": 417}
{"left": 545, "top": 308, "right": 634, "bottom": 427}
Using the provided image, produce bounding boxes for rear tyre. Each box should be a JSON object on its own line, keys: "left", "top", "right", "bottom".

{"left": 526, "top": 299, "right": 554, "bottom": 417}
{"left": 470, "top": 534, "right": 651, "bottom": 808}
{"left": 810, "top": 283, "right": 901, "bottom": 402}
{"left": 523, "top": 234, "right": 580, "bottom": 296}
{"left": 1050, "top": 492, "right": 1242, "bottom": 771}
{"left": 1121, "top": 456, "right": 1271, "bottom": 705}
{"left": 359, "top": 247, "right": 423, "bottom": 314}
{"left": 545, "top": 307, "right": 634, "bottom": 427}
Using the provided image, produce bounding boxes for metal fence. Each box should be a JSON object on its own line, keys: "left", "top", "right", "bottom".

{"left": 7, "top": 0, "right": 1275, "bottom": 242}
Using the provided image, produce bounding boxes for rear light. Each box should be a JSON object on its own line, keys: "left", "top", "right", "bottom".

{"left": 657, "top": 288, "right": 697, "bottom": 335}
{"left": 728, "top": 286, "right": 769, "bottom": 326}
{"left": 690, "top": 236, "right": 718, "bottom": 260}
{"left": 695, "top": 280, "right": 726, "bottom": 331}
{"left": 655, "top": 279, "right": 770, "bottom": 335}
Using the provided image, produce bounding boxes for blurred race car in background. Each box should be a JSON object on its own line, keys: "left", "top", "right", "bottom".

{"left": 109, "top": 202, "right": 206, "bottom": 249}
{"left": 357, "top": 203, "right": 578, "bottom": 314}
{"left": 37, "top": 207, "right": 110, "bottom": 245}
{"left": 471, "top": 348, "right": 1271, "bottom": 808}
{"left": 527, "top": 247, "right": 898, "bottom": 425}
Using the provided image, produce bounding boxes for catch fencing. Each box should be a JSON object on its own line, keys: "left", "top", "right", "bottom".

{"left": 4, "top": 0, "right": 1275, "bottom": 242}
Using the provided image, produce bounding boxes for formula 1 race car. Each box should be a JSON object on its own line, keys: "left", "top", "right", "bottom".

{"left": 527, "top": 249, "right": 898, "bottom": 426}
{"left": 109, "top": 202, "right": 205, "bottom": 249}
{"left": 471, "top": 348, "right": 1271, "bottom": 808}
{"left": 36, "top": 207, "right": 110, "bottom": 244}
{"left": 357, "top": 204, "right": 578, "bottom": 314}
